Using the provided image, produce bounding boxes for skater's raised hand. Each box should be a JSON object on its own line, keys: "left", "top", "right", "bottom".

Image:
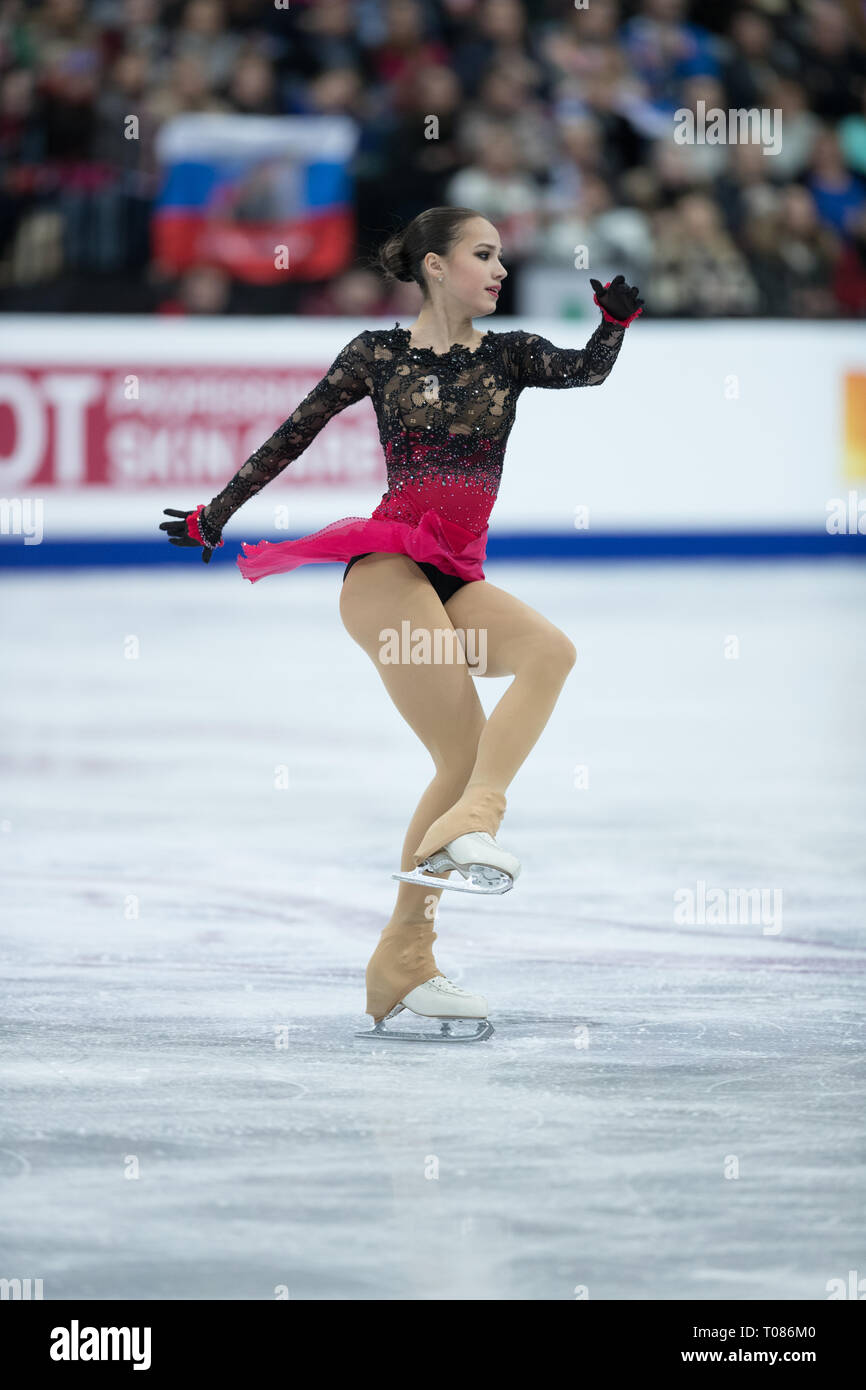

{"left": 590, "top": 274, "right": 644, "bottom": 326}
{"left": 159, "top": 505, "right": 223, "bottom": 563}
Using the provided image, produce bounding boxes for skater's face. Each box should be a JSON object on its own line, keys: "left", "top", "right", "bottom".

{"left": 428, "top": 217, "right": 507, "bottom": 316}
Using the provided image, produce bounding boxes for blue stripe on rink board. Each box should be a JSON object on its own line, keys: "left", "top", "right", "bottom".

{"left": 1, "top": 532, "right": 865, "bottom": 568}
{"left": 492, "top": 532, "right": 866, "bottom": 559}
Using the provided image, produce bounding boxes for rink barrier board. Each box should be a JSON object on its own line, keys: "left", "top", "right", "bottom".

{"left": 2, "top": 319, "right": 865, "bottom": 536}
{"left": 2, "top": 532, "right": 865, "bottom": 569}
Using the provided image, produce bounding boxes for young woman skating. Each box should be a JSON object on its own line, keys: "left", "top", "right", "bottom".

{"left": 161, "top": 207, "right": 642, "bottom": 1041}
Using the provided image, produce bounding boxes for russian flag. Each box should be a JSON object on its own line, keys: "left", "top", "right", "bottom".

{"left": 153, "top": 113, "right": 358, "bottom": 282}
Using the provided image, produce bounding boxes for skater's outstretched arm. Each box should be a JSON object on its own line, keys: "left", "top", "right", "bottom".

{"left": 160, "top": 333, "right": 375, "bottom": 555}
{"left": 201, "top": 332, "right": 375, "bottom": 540}
{"left": 503, "top": 275, "right": 643, "bottom": 390}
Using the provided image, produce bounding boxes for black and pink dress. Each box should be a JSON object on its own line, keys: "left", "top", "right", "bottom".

{"left": 196, "top": 320, "right": 627, "bottom": 585}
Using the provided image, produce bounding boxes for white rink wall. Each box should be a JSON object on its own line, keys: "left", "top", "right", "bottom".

{"left": 1, "top": 315, "right": 865, "bottom": 558}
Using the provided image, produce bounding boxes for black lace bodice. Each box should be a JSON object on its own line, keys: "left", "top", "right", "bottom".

{"left": 198, "top": 319, "right": 627, "bottom": 544}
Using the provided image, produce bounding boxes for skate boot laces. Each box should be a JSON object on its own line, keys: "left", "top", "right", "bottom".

{"left": 426, "top": 976, "right": 474, "bottom": 998}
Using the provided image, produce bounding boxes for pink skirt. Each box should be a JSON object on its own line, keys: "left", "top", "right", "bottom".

{"left": 236, "top": 507, "right": 489, "bottom": 585}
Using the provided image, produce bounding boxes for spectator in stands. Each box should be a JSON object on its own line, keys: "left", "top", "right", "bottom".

{"left": 794, "top": 0, "right": 866, "bottom": 122}
{"left": 172, "top": 0, "right": 243, "bottom": 93}
{"left": 110, "top": 0, "right": 169, "bottom": 69}
{"left": 774, "top": 184, "right": 839, "bottom": 316}
{"left": 806, "top": 126, "right": 866, "bottom": 237}
{"left": 456, "top": 58, "right": 556, "bottom": 179}
{"left": 446, "top": 121, "right": 543, "bottom": 308}
{"left": 765, "top": 76, "right": 822, "bottom": 183}
{"left": 279, "top": 0, "right": 364, "bottom": 114}
{"left": 547, "top": 116, "right": 608, "bottom": 205}
{"left": 556, "top": 45, "right": 651, "bottom": 183}
{"left": 651, "top": 132, "right": 713, "bottom": 198}
{"left": 452, "top": 0, "right": 545, "bottom": 100}
{"left": 741, "top": 185, "right": 838, "bottom": 315}
{"left": 714, "top": 140, "right": 783, "bottom": 241}
{"left": 622, "top": 0, "right": 720, "bottom": 117}
{"left": 833, "top": 204, "right": 866, "bottom": 314}
{"left": 226, "top": 50, "right": 282, "bottom": 116}
{"left": 92, "top": 49, "right": 158, "bottom": 172}
{"left": 539, "top": 167, "right": 653, "bottom": 281}
{"left": 148, "top": 53, "right": 231, "bottom": 122}
{"left": 156, "top": 262, "right": 232, "bottom": 314}
{"left": 651, "top": 190, "right": 760, "bottom": 314}
{"left": 445, "top": 121, "right": 543, "bottom": 258}
{"left": 672, "top": 75, "right": 734, "bottom": 182}
{"left": 368, "top": 0, "right": 450, "bottom": 101}
{"left": 838, "top": 82, "right": 866, "bottom": 179}
{"left": 375, "top": 63, "right": 464, "bottom": 222}
{"left": 0, "top": 63, "right": 43, "bottom": 168}
{"left": 542, "top": 0, "right": 623, "bottom": 86}
{"left": 302, "top": 67, "right": 366, "bottom": 119}
{"left": 719, "top": 7, "right": 797, "bottom": 112}
{"left": 29, "top": 0, "right": 99, "bottom": 71}
{"left": 32, "top": 0, "right": 103, "bottom": 165}
{"left": 299, "top": 265, "right": 406, "bottom": 316}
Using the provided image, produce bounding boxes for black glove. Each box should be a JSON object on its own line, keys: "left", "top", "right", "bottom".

{"left": 159, "top": 507, "right": 220, "bottom": 563}
{"left": 590, "top": 274, "right": 644, "bottom": 325}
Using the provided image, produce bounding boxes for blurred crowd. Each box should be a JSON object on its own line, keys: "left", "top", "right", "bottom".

{"left": 1, "top": 0, "right": 866, "bottom": 316}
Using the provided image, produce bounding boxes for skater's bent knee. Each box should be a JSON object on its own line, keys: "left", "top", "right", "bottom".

{"left": 557, "top": 636, "right": 578, "bottom": 671}
{"left": 524, "top": 632, "right": 577, "bottom": 678}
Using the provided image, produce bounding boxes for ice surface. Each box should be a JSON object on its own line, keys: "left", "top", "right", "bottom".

{"left": 1, "top": 559, "right": 864, "bottom": 1299}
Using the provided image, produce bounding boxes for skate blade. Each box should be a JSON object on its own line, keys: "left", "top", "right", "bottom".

{"left": 391, "top": 865, "right": 513, "bottom": 894}
{"left": 355, "top": 1018, "right": 494, "bottom": 1043}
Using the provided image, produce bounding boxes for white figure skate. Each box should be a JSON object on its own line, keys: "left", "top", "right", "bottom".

{"left": 355, "top": 976, "right": 494, "bottom": 1042}
{"left": 392, "top": 830, "right": 521, "bottom": 895}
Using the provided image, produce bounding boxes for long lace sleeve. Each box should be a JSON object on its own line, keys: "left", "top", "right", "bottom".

{"left": 504, "top": 320, "right": 627, "bottom": 390}
{"left": 199, "top": 333, "right": 375, "bottom": 541}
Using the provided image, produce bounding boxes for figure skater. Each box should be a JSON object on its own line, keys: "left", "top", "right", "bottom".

{"left": 161, "top": 207, "right": 642, "bottom": 1041}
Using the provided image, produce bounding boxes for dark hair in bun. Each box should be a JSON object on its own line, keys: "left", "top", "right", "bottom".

{"left": 374, "top": 207, "right": 485, "bottom": 296}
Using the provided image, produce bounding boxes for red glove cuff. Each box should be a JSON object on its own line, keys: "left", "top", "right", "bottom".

{"left": 593, "top": 280, "right": 644, "bottom": 327}
{"left": 187, "top": 504, "right": 223, "bottom": 549}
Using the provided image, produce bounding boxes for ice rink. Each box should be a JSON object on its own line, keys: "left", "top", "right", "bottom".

{"left": 2, "top": 557, "right": 864, "bottom": 1300}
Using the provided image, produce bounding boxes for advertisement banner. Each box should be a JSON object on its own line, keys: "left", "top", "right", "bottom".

{"left": 1, "top": 317, "right": 865, "bottom": 560}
